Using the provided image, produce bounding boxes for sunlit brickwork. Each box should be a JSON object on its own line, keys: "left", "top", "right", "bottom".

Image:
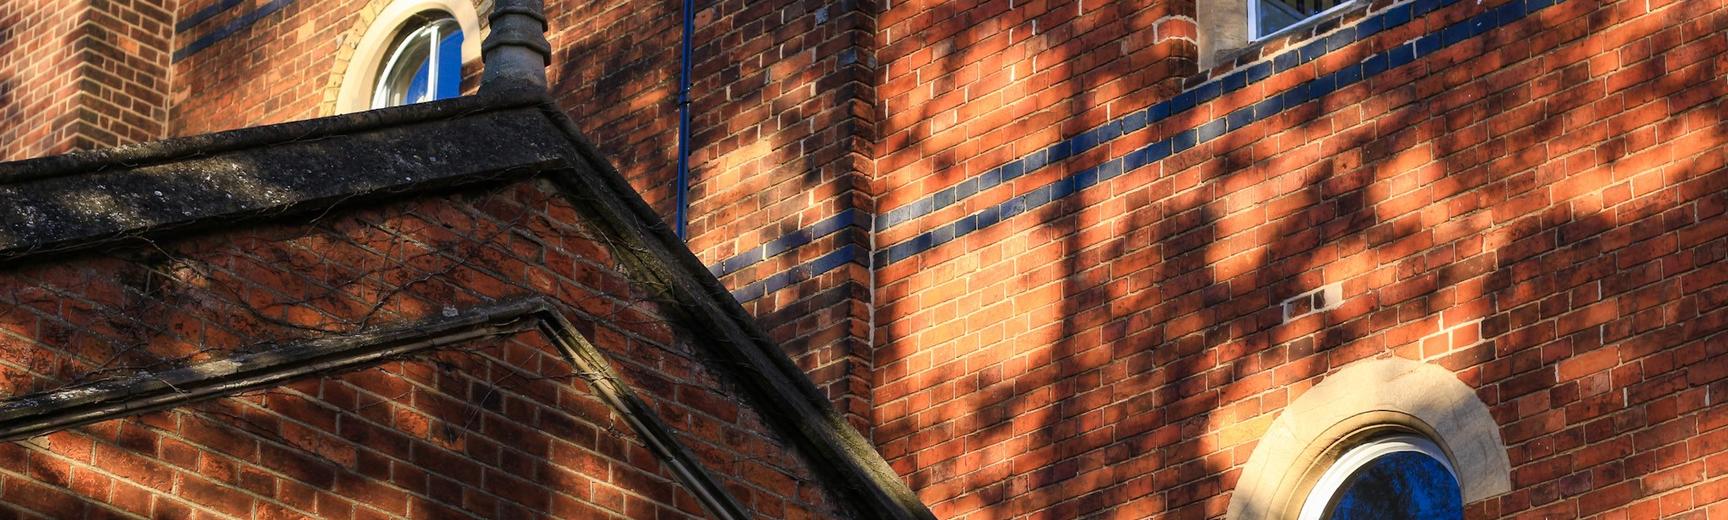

{"left": 0, "top": 0, "right": 1725, "bottom": 518}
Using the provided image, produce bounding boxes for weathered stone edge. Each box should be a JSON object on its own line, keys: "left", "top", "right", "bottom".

{"left": 528, "top": 101, "right": 939, "bottom": 520}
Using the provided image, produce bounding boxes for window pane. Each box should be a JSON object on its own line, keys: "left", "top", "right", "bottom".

{"left": 1256, "top": 0, "right": 1346, "bottom": 37}
{"left": 1325, "top": 452, "right": 1463, "bottom": 520}
{"left": 405, "top": 61, "right": 431, "bottom": 105}
{"left": 372, "top": 18, "right": 462, "bottom": 109}
{"left": 436, "top": 30, "right": 464, "bottom": 100}
{"left": 375, "top": 29, "right": 432, "bottom": 107}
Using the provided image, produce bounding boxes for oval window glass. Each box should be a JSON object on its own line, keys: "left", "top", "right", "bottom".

{"left": 371, "top": 16, "right": 463, "bottom": 108}
{"left": 1299, "top": 435, "right": 1464, "bottom": 520}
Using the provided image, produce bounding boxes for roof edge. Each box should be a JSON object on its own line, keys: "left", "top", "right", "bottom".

{"left": 523, "top": 102, "right": 939, "bottom": 520}
{"left": 0, "top": 92, "right": 546, "bottom": 185}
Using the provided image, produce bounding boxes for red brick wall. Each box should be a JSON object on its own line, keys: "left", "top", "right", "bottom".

{"left": 544, "top": 0, "right": 681, "bottom": 221}
{"left": 0, "top": 0, "right": 872, "bottom": 435}
{"left": 162, "top": 0, "right": 881, "bottom": 429}
{"left": 162, "top": 0, "right": 688, "bottom": 232}
{"left": 4, "top": 0, "right": 1728, "bottom": 517}
{"left": 683, "top": 0, "right": 881, "bottom": 429}
{"left": 875, "top": 0, "right": 1193, "bottom": 210}
{"left": 0, "top": 0, "right": 172, "bottom": 161}
{"left": 869, "top": 0, "right": 1728, "bottom": 517}
{"left": 78, "top": 0, "right": 174, "bottom": 149}
{"left": 3, "top": 349, "right": 709, "bottom": 519}
{"left": 169, "top": 0, "right": 410, "bottom": 136}
{"left": 0, "top": 0, "right": 83, "bottom": 160}
{"left": 0, "top": 179, "right": 845, "bottom": 519}
{"left": 165, "top": 0, "right": 681, "bottom": 219}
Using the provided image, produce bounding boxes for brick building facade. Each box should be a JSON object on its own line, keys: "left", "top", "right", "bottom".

{"left": 1, "top": 0, "right": 1726, "bottom": 518}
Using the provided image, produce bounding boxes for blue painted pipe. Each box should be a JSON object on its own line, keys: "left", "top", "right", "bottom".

{"left": 674, "top": 0, "right": 695, "bottom": 238}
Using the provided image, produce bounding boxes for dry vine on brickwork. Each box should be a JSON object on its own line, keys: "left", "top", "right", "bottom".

{"left": 3, "top": 183, "right": 778, "bottom": 464}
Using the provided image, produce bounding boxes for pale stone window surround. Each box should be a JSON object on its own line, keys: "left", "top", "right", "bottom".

{"left": 1197, "top": 0, "right": 1363, "bottom": 70}
{"left": 331, "top": 0, "right": 484, "bottom": 114}
{"left": 1227, "top": 357, "right": 1511, "bottom": 519}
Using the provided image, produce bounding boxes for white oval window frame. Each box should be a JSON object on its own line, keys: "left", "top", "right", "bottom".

{"left": 370, "top": 17, "right": 461, "bottom": 108}
{"left": 333, "top": 0, "right": 483, "bottom": 114}
{"left": 1295, "top": 434, "right": 1459, "bottom": 520}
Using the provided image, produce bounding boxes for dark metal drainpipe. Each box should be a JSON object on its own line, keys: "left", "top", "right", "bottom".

{"left": 674, "top": 0, "right": 695, "bottom": 238}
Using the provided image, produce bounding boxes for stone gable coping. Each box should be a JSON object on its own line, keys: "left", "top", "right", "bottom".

{"left": 0, "top": 92, "right": 937, "bottom": 520}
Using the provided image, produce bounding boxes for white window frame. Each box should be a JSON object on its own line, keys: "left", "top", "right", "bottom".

{"left": 370, "top": 17, "right": 459, "bottom": 108}
{"left": 1248, "top": 0, "right": 1359, "bottom": 41}
{"left": 1295, "top": 434, "right": 1460, "bottom": 520}
{"left": 330, "top": 0, "right": 481, "bottom": 115}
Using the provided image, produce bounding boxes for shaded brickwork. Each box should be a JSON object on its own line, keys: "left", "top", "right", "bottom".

{"left": 3, "top": 347, "right": 716, "bottom": 519}
{"left": 543, "top": 0, "right": 681, "bottom": 222}
{"left": 542, "top": 0, "right": 884, "bottom": 430}
{"left": 0, "top": 0, "right": 1725, "bottom": 518}
{"left": 0, "top": 178, "right": 848, "bottom": 519}
{"left": 0, "top": 0, "right": 85, "bottom": 160}
{"left": 682, "top": 0, "right": 881, "bottom": 431}
{"left": 160, "top": 0, "right": 883, "bottom": 429}
{"left": 0, "top": 0, "right": 172, "bottom": 160}
{"left": 77, "top": 0, "right": 174, "bottom": 149}
{"left": 168, "top": 0, "right": 465, "bottom": 136}
{"left": 165, "top": 0, "right": 677, "bottom": 232}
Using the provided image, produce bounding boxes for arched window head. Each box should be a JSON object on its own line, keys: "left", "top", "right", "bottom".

{"left": 371, "top": 14, "right": 463, "bottom": 108}
{"left": 1297, "top": 434, "right": 1463, "bottom": 520}
{"left": 1226, "top": 357, "right": 1510, "bottom": 520}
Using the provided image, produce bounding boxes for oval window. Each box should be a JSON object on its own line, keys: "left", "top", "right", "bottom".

{"left": 1298, "top": 434, "right": 1464, "bottom": 520}
{"left": 371, "top": 15, "right": 463, "bottom": 108}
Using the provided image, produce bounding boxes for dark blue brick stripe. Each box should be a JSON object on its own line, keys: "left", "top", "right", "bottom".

{"left": 177, "top": 0, "right": 248, "bottom": 33}
{"left": 731, "top": 243, "right": 865, "bottom": 302}
{"left": 173, "top": 0, "right": 296, "bottom": 62}
{"left": 872, "top": 0, "right": 1558, "bottom": 268}
{"left": 695, "top": 0, "right": 1554, "bottom": 286}
{"left": 874, "top": 0, "right": 1506, "bottom": 234}
{"left": 707, "top": 208, "right": 869, "bottom": 278}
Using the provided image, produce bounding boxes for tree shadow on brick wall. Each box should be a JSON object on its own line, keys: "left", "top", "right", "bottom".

{"left": 546, "top": 0, "right": 683, "bottom": 223}
{"left": 869, "top": 0, "right": 1198, "bottom": 515}
{"left": 0, "top": 165, "right": 861, "bottom": 518}
{"left": 0, "top": 168, "right": 702, "bottom": 517}
{"left": 1147, "top": 2, "right": 1728, "bottom": 515}
{"left": 876, "top": 0, "right": 1728, "bottom": 518}
{"left": 566, "top": 0, "right": 893, "bottom": 435}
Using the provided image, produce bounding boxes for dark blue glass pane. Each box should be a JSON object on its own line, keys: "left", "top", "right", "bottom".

{"left": 1328, "top": 452, "right": 1462, "bottom": 520}
{"left": 1258, "top": 0, "right": 1346, "bottom": 36}
{"left": 435, "top": 30, "right": 463, "bottom": 100}
{"left": 406, "top": 60, "right": 430, "bottom": 104}
{"left": 1259, "top": 0, "right": 1305, "bottom": 34}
